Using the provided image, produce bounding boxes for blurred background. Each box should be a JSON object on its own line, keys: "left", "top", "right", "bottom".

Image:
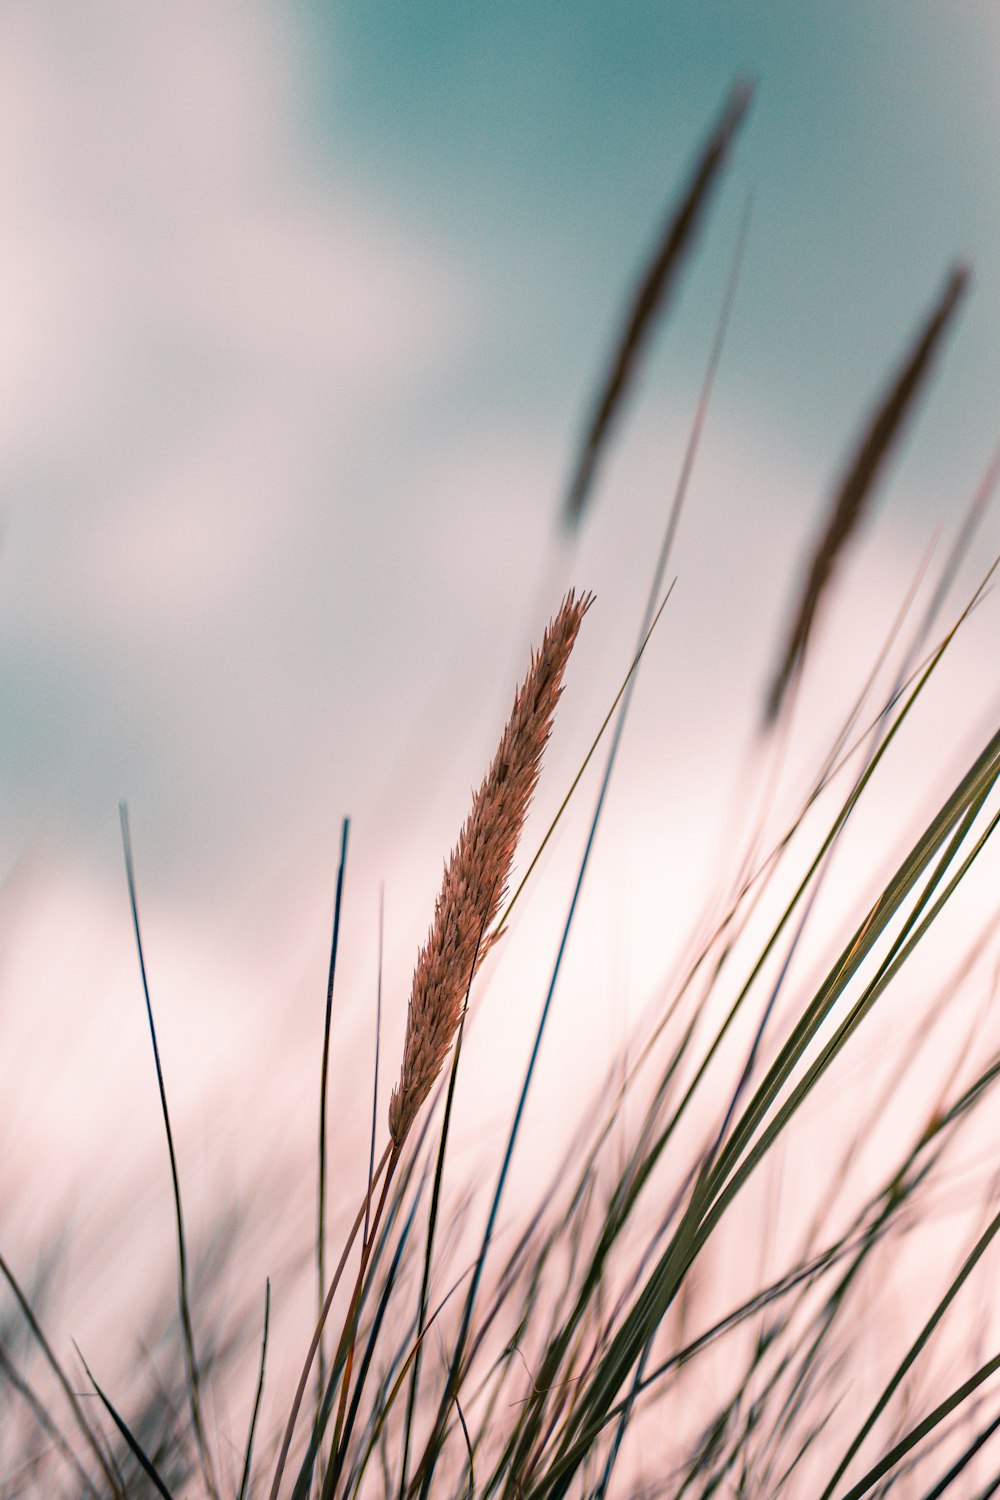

{"left": 2, "top": 0, "right": 1000, "bottom": 1439}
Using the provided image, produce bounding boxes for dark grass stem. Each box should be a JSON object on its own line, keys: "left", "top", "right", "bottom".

{"left": 118, "top": 802, "right": 218, "bottom": 1500}
{"left": 318, "top": 818, "right": 350, "bottom": 1418}
{"left": 238, "top": 1279, "right": 270, "bottom": 1500}
{"left": 367, "top": 884, "right": 385, "bottom": 1250}
{"left": 398, "top": 889, "right": 497, "bottom": 1499}
{"left": 268, "top": 1140, "right": 393, "bottom": 1500}
{"left": 922, "top": 1403, "right": 1000, "bottom": 1499}
{"left": 837, "top": 1350, "right": 1000, "bottom": 1500}
{"left": 322, "top": 1191, "right": 421, "bottom": 1500}
{"left": 325, "top": 1152, "right": 402, "bottom": 1478}
{"left": 77, "top": 1347, "right": 176, "bottom": 1500}
{"left": 821, "top": 1197, "right": 1000, "bottom": 1498}
{"left": 331, "top": 883, "right": 387, "bottom": 1456}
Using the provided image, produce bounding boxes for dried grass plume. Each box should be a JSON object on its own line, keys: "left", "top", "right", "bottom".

{"left": 563, "top": 80, "right": 753, "bottom": 529}
{"left": 764, "top": 262, "right": 970, "bottom": 724}
{"left": 388, "top": 590, "right": 593, "bottom": 1147}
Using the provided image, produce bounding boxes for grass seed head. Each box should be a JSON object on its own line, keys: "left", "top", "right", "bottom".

{"left": 388, "top": 589, "right": 593, "bottom": 1147}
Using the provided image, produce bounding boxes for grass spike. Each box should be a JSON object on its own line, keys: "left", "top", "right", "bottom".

{"left": 765, "top": 262, "right": 971, "bottom": 723}
{"left": 563, "top": 80, "right": 753, "bottom": 527}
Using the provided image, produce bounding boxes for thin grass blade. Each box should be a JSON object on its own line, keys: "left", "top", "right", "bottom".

{"left": 318, "top": 817, "right": 351, "bottom": 1413}
{"left": 238, "top": 1279, "right": 271, "bottom": 1500}
{"left": 119, "top": 803, "right": 218, "bottom": 1500}
{"left": 77, "top": 1348, "right": 176, "bottom": 1500}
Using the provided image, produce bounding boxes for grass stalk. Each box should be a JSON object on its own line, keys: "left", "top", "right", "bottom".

{"left": 318, "top": 818, "right": 351, "bottom": 1417}
{"left": 119, "top": 802, "right": 218, "bottom": 1500}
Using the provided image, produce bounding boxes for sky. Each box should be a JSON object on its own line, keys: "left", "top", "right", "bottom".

{"left": 2, "top": 0, "right": 1000, "bottom": 1388}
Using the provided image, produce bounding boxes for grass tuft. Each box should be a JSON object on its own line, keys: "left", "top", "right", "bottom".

{"left": 5, "top": 82, "right": 1000, "bottom": 1500}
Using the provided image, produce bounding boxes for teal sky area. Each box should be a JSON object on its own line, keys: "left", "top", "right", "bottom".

{"left": 307, "top": 2, "right": 998, "bottom": 506}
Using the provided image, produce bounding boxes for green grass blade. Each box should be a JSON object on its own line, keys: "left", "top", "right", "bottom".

{"left": 836, "top": 1350, "right": 1000, "bottom": 1500}
{"left": 529, "top": 722, "right": 1000, "bottom": 1497}
{"left": 821, "top": 1203, "right": 1000, "bottom": 1497}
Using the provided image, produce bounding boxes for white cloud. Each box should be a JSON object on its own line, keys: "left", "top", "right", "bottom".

{"left": 0, "top": 0, "right": 467, "bottom": 640}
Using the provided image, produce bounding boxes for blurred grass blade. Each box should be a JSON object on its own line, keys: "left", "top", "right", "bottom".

{"left": 77, "top": 1348, "right": 176, "bottom": 1500}
{"left": 238, "top": 1279, "right": 271, "bottom": 1500}
{"left": 0, "top": 1346, "right": 101, "bottom": 1498}
{"left": 821, "top": 1199, "right": 1000, "bottom": 1497}
{"left": 765, "top": 262, "right": 970, "bottom": 724}
{"left": 0, "top": 1252, "right": 122, "bottom": 1497}
{"left": 119, "top": 801, "right": 218, "bottom": 1500}
{"left": 836, "top": 1350, "right": 1000, "bottom": 1500}
{"left": 923, "top": 1405, "right": 1000, "bottom": 1498}
{"left": 455, "top": 1393, "right": 475, "bottom": 1499}
{"left": 562, "top": 79, "right": 752, "bottom": 529}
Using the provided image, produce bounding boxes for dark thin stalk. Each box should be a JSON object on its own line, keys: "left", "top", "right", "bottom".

{"left": 367, "top": 884, "right": 385, "bottom": 1248}
{"left": 119, "top": 801, "right": 217, "bottom": 1500}
{"left": 322, "top": 1193, "right": 420, "bottom": 1499}
{"left": 397, "top": 1020, "right": 467, "bottom": 1496}
{"left": 455, "top": 1394, "right": 475, "bottom": 1500}
{"left": 923, "top": 1402, "right": 1000, "bottom": 1498}
{"left": 322, "top": 1154, "right": 401, "bottom": 1489}
{"left": 838, "top": 1350, "right": 1000, "bottom": 1500}
{"left": 238, "top": 1280, "right": 271, "bottom": 1500}
{"left": 822, "top": 1201, "right": 1000, "bottom": 1498}
{"left": 332, "top": 884, "right": 387, "bottom": 1451}
{"left": 318, "top": 818, "right": 351, "bottom": 1416}
{"left": 269, "top": 1141, "right": 393, "bottom": 1500}
{"left": 77, "top": 1347, "right": 176, "bottom": 1500}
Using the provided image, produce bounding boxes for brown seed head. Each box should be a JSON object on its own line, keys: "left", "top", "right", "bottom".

{"left": 764, "top": 262, "right": 970, "bottom": 725}
{"left": 388, "top": 590, "right": 593, "bottom": 1147}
